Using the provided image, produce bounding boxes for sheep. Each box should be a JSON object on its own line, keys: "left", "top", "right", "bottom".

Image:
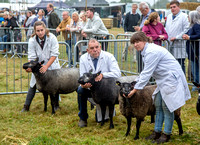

{"left": 78, "top": 70, "right": 119, "bottom": 129}
{"left": 23, "top": 60, "right": 80, "bottom": 114}
{"left": 192, "top": 82, "right": 200, "bottom": 115}
{"left": 116, "top": 81, "right": 183, "bottom": 140}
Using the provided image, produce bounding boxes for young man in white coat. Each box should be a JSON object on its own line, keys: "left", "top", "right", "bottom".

{"left": 165, "top": 0, "right": 190, "bottom": 74}
{"left": 21, "top": 21, "right": 60, "bottom": 112}
{"left": 77, "top": 38, "right": 121, "bottom": 127}
{"left": 128, "top": 31, "right": 191, "bottom": 144}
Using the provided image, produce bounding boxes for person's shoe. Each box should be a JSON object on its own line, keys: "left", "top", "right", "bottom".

{"left": 145, "top": 131, "right": 161, "bottom": 140}
{"left": 21, "top": 105, "right": 30, "bottom": 112}
{"left": 153, "top": 133, "right": 171, "bottom": 144}
{"left": 78, "top": 119, "right": 87, "bottom": 128}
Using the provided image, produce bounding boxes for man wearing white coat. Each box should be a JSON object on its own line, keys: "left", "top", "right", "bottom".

{"left": 165, "top": 0, "right": 190, "bottom": 73}
{"left": 77, "top": 38, "right": 121, "bottom": 127}
{"left": 21, "top": 21, "right": 60, "bottom": 112}
{"left": 128, "top": 31, "right": 191, "bottom": 144}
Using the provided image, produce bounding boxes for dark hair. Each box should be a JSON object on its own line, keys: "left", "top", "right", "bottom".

{"left": 31, "top": 9, "right": 36, "bottom": 15}
{"left": 130, "top": 31, "right": 152, "bottom": 44}
{"left": 48, "top": 3, "right": 54, "bottom": 9}
{"left": 87, "top": 8, "right": 95, "bottom": 14}
{"left": 170, "top": 0, "right": 180, "bottom": 7}
{"left": 31, "top": 21, "right": 49, "bottom": 37}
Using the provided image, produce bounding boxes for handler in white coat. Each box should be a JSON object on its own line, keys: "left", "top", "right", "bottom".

{"left": 21, "top": 21, "right": 60, "bottom": 112}
{"left": 128, "top": 32, "right": 191, "bottom": 144}
{"left": 77, "top": 38, "right": 121, "bottom": 127}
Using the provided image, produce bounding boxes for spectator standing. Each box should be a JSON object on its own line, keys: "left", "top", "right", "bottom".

{"left": 31, "top": 9, "right": 46, "bottom": 26}
{"left": 24, "top": 11, "right": 31, "bottom": 37}
{"left": 21, "top": 21, "right": 60, "bottom": 112}
{"left": 56, "top": 11, "right": 72, "bottom": 65}
{"left": 117, "top": 10, "right": 122, "bottom": 28}
{"left": 124, "top": 3, "right": 140, "bottom": 33}
{"left": 142, "top": 12, "right": 168, "bottom": 46}
{"left": 46, "top": 3, "right": 60, "bottom": 36}
{"left": 26, "top": 10, "right": 37, "bottom": 40}
{"left": 81, "top": 8, "right": 109, "bottom": 51}
{"left": 165, "top": 0, "right": 190, "bottom": 74}
{"left": 182, "top": 11, "right": 200, "bottom": 87}
{"left": 77, "top": 38, "right": 121, "bottom": 127}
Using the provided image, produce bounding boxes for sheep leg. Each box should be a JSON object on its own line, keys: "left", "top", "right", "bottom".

{"left": 50, "top": 94, "right": 56, "bottom": 114}
{"left": 134, "top": 119, "right": 142, "bottom": 140}
{"left": 175, "top": 114, "right": 183, "bottom": 135}
{"left": 43, "top": 92, "right": 48, "bottom": 112}
{"left": 151, "top": 113, "right": 155, "bottom": 123}
{"left": 108, "top": 105, "right": 114, "bottom": 129}
{"left": 125, "top": 116, "right": 132, "bottom": 136}
{"left": 54, "top": 92, "right": 60, "bottom": 111}
{"left": 100, "top": 105, "right": 106, "bottom": 126}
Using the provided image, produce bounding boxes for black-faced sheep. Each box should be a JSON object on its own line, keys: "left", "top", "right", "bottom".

{"left": 78, "top": 70, "right": 119, "bottom": 129}
{"left": 116, "top": 81, "right": 183, "bottom": 140}
{"left": 23, "top": 60, "right": 80, "bottom": 114}
{"left": 192, "top": 82, "right": 200, "bottom": 115}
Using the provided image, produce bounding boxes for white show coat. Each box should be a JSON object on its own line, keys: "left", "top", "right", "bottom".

{"left": 28, "top": 33, "right": 61, "bottom": 87}
{"left": 165, "top": 12, "right": 190, "bottom": 59}
{"left": 79, "top": 50, "right": 121, "bottom": 121}
{"left": 134, "top": 43, "right": 191, "bottom": 112}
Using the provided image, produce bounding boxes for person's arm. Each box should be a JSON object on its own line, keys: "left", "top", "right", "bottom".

{"left": 82, "top": 18, "right": 102, "bottom": 34}
{"left": 40, "top": 56, "right": 56, "bottom": 73}
{"left": 176, "top": 14, "right": 190, "bottom": 39}
{"left": 189, "top": 24, "right": 200, "bottom": 40}
{"left": 124, "top": 13, "right": 128, "bottom": 32}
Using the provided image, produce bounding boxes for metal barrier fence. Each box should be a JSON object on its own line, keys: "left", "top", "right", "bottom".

{"left": 0, "top": 41, "right": 69, "bottom": 95}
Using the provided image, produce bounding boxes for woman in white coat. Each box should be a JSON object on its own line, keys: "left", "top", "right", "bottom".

{"left": 21, "top": 21, "right": 60, "bottom": 112}
{"left": 128, "top": 32, "right": 191, "bottom": 144}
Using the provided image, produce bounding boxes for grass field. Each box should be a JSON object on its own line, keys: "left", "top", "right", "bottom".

{"left": 0, "top": 27, "right": 200, "bottom": 145}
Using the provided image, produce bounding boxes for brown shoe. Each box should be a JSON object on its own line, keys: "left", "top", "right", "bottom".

{"left": 78, "top": 119, "right": 87, "bottom": 128}
{"left": 154, "top": 133, "right": 171, "bottom": 144}
{"left": 145, "top": 131, "right": 161, "bottom": 140}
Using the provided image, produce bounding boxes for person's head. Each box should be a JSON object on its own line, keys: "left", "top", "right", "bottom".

{"left": 72, "top": 11, "right": 79, "bottom": 22}
{"left": 31, "top": 9, "right": 36, "bottom": 15}
{"left": 139, "top": 2, "right": 150, "bottom": 16}
{"left": 80, "top": 12, "right": 87, "bottom": 22}
{"left": 26, "top": 11, "right": 31, "bottom": 17}
{"left": 47, "top": 3, "right": 54, "bottom": 12}
{"left": 132, "top": 3, "right": 138, "bottom": 14}
{"left": 3, "top": 11, "right": 9, "bottom": 19}
{"left": 130, "top": 31, "right": 152, "bottom": 51}
{"left": 196, "top": 6, "right": 200, "bottom": 14}
{"left": 62, "top": 11, "right": 69, "bottom": 20}
{"left": 38, "top": 9, "right": 45, "bottom": 17}
{"left": 86, "top": 8, "right": 95, "bottom": 19}
{"left": 170, "top": 0, "right": 180, "bottom": 16}
{"left": 32, "top": 21, "right": 49, "bottom": 39}
{"left": 144, "top": 12, "right": 159, "bottom": 25}
{"left": 87, "top": 38, "right": 101, "bottom": 58}
{"left": 188, "top": 10, "right": 200, "bottom": 27}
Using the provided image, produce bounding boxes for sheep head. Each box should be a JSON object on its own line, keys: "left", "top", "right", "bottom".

{"left": 116, "top": 81, "right": 137, "bottom": 98}
{"left": 78, "top": 69, "right": 101, "bottom": 85}
{"left": 193, "top": 82, "right": 200, "bottom": 115}
{"left": 23, "top": 59, "right": 45, "bottom": 73}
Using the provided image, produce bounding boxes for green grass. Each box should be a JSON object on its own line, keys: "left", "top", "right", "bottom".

{"left": 0, "top": 28, "right": 200, "bottom": 144}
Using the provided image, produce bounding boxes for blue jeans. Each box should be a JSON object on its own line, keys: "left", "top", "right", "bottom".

{"left": 77, "top": 86, "right": 92, "bottom": 121}
{"left": 154, "top": 92, "right": 174, "bottom": 135}
{"left": 177, "top": 58, "right": 185, "bottom": 74}
{"left": 65, "top": 40, "right": 73, "bottom": 65}
{"left": 191, "top": 60, "right": 199, "bottom": 83}
{"left": 0, "top": 37, "right": 3, "bottom": 50}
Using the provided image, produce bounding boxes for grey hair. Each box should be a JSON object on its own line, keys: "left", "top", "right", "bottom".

{"left": 62, "top": 11, "right": 69, "bottom": 16}
{"left": 139, "top": 2, "right": 149, "bottom": 9}
{"left": 189, "top": 10, "right": 200, "bottom": 27}
{"left": 87, "top": 38, "right": 99, "bottom": 48}
{"left": 196, "top": 6, "right": 200, "bottom": 14}
{"left": 72, "top": 11, "right": 79, "bottom": 17}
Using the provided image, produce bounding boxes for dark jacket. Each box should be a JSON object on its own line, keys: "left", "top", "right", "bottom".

{"left": 124, "top": 12, "right": 140, "bottom": 32}
{"left": 186, "top": 23, "right": 200, "bottom": 61}
{"left": 10, "top": 16, "right": 19, "bottom": 30}
{"left": 47, "top": 10, "right": 60, "bottom": 36}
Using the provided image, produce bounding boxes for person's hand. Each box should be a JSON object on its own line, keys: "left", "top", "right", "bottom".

{"left": 81, "top": 83, "right": 92, "bottom": 89}
{"left": 40, "top": 65, "right": 48, "bottom": 73}
{"left": 159, "top": 35, "right": 165, "bottom": 40}
{"left": 170, "top": 37, "right": 176, "bottom": 41}
{"left": 134, "top": 26, "right": 140, "bottom": 31}
{"left": 66, "top": 25, "right": 70, "bottom": 31}
{"left": 25, "top": 68, "right": 32, "bottom": 73}
{"left": 95, "top": 73, "right": 103, "bottom": 82}
{"left": 81, "top": 30, "right": 87, "bottom": 38}
{"left": 127, "top": 89, "right": 137, "bottom": 98}
{"left": 182, "top": 34, "right": 189, "bottom": 40}
{"left": 56, "top": 28, "right": 60, "bottom": 32}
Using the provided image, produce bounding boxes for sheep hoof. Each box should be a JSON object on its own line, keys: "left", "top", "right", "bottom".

{"left": 125, "top": 133, "right": 129, "bottom": 136}
{"left": 109, "top": 124, "right": 114, "bottom": 129}
{"left": 134, "top": 136, "right": 139, "bottom": 140}
{"left": 179, "top": 131, "right": 183, "bottom": 135}
{"left": 101, "top": 122, "right": 105, "bottom": 126}
{"left": 54, "top": 106, "right": 60, "bottom": 111}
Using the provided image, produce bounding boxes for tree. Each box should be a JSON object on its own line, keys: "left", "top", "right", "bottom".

{"left": 120, "top": 0, "right": 133, "bottom": 3}
{"left": 182, "top": 0, "right": 199, "bottom": 2}
{"left": 65, "top": 0, "right": 80, "bottom": 6}
{"left": 152, "top": 0, "right": 169, "bottom": 9}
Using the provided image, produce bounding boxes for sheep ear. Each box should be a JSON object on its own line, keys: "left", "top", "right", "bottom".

{"left": 97, "top": 71, "right": 101, "bottom": 76}
{"left": 116, "top": 81, "right": 121, "bottom": 86}
{"left": 89, "top": 69, "right": 93, "bottom": 73}
{"left": 131, "top": 81, "right": 137, "bottom": 86}
{"left": 40, "top": 60, "right": 45, "bottom": 64}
